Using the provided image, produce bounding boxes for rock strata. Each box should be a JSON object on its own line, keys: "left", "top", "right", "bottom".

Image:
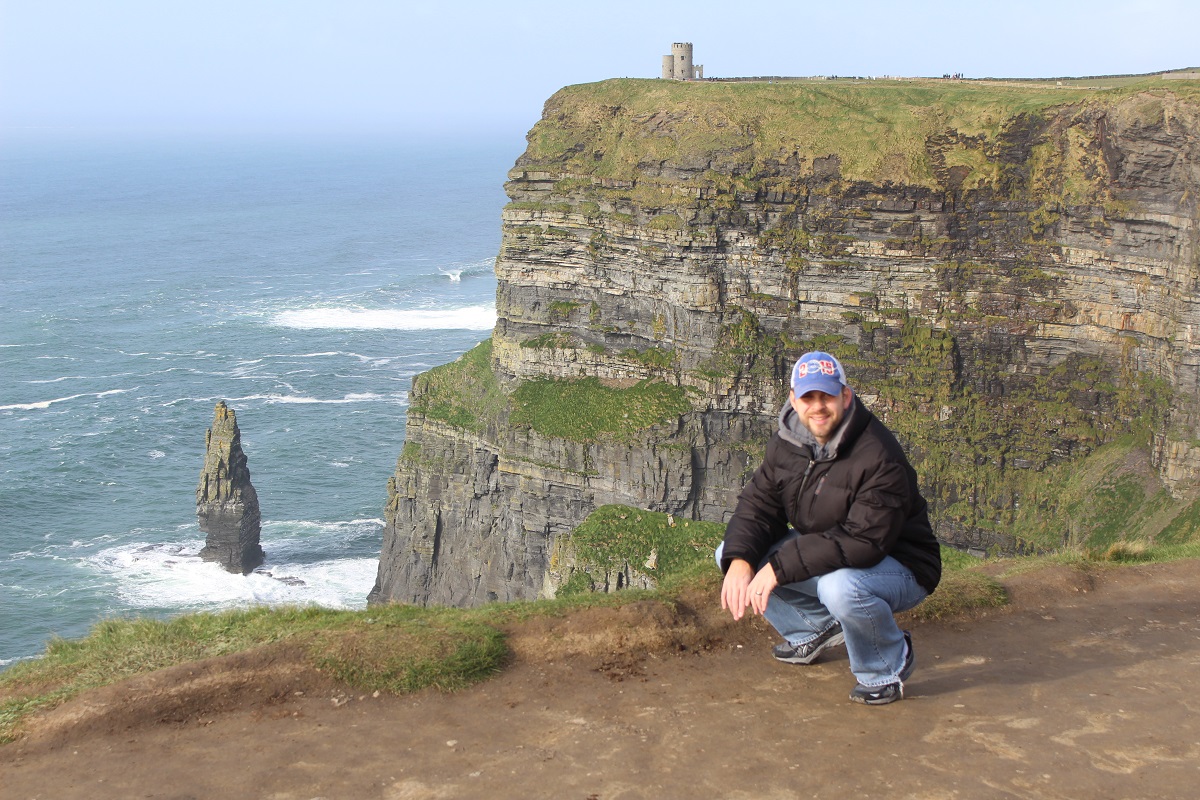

{"left": 371, "top": 78, "right": 1200, "bottom": 608}
{"left": 197, "top": 401, "right": 264, "bottom": 574}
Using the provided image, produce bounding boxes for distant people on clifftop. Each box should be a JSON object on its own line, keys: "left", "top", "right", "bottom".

{"left": 716, "top": 352, "right": 942, "bottom": 704}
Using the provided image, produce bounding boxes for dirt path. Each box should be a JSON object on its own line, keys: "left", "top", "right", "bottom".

{"left": 3, "top": 560, "right": 1200, "bottom": 799}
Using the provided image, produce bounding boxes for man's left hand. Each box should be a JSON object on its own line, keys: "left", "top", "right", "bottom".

{"left": 748, "top": 564, "right": 779, "bottom": 616}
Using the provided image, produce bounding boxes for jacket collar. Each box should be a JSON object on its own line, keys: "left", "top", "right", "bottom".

{"left": 777, "top": 393, "right": 867, "bottom": 461}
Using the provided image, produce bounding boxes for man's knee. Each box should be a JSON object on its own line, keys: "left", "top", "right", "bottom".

{"left": 815, "top": 569, "right": 864, "bottom": 618}
{"left": 816, "top": 566, "right": 892, "bottom": 618}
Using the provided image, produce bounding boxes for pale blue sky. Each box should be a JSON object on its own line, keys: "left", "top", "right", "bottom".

{"left": 1, "top": 0, "right": 1196, "bottom": 142}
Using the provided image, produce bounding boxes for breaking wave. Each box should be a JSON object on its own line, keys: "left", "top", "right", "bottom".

{"left": 270, "top": 305, "right": 496, "bottom": 331}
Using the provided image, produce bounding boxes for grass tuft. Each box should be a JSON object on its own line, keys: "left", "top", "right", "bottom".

{"left": 556, "top": 506, "right": 725, "bottom": 595}
{"left": 307, "top": 609, "right": 507, "bottom": 693}
{"left": 904, "top": 567, "right": 1008, "bottom": 622}
{"left": 511, "top": 378, "right": 691, "bottom": 442}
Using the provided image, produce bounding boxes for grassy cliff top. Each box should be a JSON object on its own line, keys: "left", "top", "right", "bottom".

{"left": 518, "top": 77, "right": 1200, "bottom": 188}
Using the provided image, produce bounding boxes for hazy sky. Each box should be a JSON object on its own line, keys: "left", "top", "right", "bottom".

{"left": 1, "top": 0, "right": 1196, "bottom": 142}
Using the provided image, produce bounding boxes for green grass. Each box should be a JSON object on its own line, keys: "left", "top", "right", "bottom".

{"left": 647, "top": 213, "right": 685, "bottom": 230}
{"left": 521, "top": 78, "right": 1161, "bottom": 187}
{"left": 997, "top": 436, "right": 1200, "bottom": 554}
{"left": 554, "top": 506, "right": 726, "bottom": 595}
{"left": 407, "top": 339, "right": 505, "bottom": 432}
{"left": 0, "top": 604, "right": 507, "bottom": 744}
{"left": 622, "top": 346, "right": 677, "bottom": 369}
{"left": 904, "top": 562, "right": 1008, "bottom": 622}
{"left": 1155, "top": 495, "right": 1200, "bottom": 545}
{"left": 510, "top": 377, "right": 691, "bottom": 442}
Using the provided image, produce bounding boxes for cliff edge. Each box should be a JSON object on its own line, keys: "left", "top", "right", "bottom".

{"left": 371, "top": 77, "right": 1200, "bottom": 608}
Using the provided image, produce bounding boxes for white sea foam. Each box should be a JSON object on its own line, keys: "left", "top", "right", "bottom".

{"left": 0, "top": 388, "right": 130, "bottom": 412}
{"left": 445, "top": 257, "right": 494, "bottom": 276}
{"left": 1, "top": 399, "right": 55, "bottom": 411}
{"left": 232, "top": 391, "right": 404, "bottom": 405}
{"left": 23, "top": 375, "right": 89, "bottom": 384}
{"left": 271, "top": 305, "right": 496, "bottom": 331}
{"left": 260, "top": 351, "right": 377, "bottom": 362}
{"left": 87, "top": 532, "right": 379, "bottom": 612}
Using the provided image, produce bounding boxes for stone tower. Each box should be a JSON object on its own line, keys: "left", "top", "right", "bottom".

{"left": 661, "top": 42, "right": 703, "bottom": 80}
{"left": 196, "top": 400, "right": 264, "bottom": 574}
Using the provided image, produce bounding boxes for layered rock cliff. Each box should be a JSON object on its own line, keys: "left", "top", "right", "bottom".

{"left": 370, "top": 77, "right": 1200, "bottom": 607}
{"left": 198, "top": 401, "right": 264, "bottom": 574}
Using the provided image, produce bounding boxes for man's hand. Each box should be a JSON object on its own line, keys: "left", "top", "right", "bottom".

{"left": 747, "top": 562, "right": 779, "bottom": 616}
{"left": 720, "top": 559, "right": 754, "bottom": 621}
{"left": 721, "top": 559, "right": 780, "bottom": 620}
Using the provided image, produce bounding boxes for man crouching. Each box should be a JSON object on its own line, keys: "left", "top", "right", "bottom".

{"left": 717, "top": 351, "right": 942, "bottom": 704}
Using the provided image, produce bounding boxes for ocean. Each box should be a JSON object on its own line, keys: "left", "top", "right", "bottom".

{"left": 0, "top": 134, "right": 514, "bottom": 667}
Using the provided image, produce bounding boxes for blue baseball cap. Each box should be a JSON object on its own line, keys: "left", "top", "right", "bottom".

{"left": 790, "top": 351, "right": 848, "bottom": 397}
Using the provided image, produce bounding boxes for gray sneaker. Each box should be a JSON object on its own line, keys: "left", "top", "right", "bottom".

{"left": 772, "top": 623, "right": 845, "bottom": 664}
{"left": 849, "top": 630, "right": 914, "bottom": 705}
{"left": 849, "top": 681, "right": 903, "bottom": 705}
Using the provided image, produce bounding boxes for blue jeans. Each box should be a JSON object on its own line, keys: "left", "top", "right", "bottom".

{"left": 716, "top": 533, "right": 928, "bottom": 687}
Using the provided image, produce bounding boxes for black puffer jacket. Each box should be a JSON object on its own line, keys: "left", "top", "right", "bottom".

{"left": 720, "top": 395, "right": 941, "bottom": 593}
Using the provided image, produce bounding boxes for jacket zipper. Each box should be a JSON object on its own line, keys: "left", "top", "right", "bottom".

{"left": 798, "top": 459, "right": 815, "bottom": 493}
{"left": 796, "top": 458, "right": 829, "bottom": 525}
{"left": 793, "top": 459, "right": 816, "bottom": 525}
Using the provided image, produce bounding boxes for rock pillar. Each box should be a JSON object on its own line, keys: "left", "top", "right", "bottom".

{"left": 197, "top": 401, "right": 264, "bottom": 574}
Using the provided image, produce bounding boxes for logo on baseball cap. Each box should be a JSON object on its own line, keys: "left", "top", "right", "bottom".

{"left": 790, "top": 351, "right": 848, "bottom": 397}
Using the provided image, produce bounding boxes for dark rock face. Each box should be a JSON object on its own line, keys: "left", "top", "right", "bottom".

{"left": 370, "top": 81, "right": 1200, "bottom": 608}
{"left": 197, "top": 401, "right": 264, "bottom": 574}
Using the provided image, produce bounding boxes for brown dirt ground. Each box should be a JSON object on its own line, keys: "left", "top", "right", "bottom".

{"left": 3, "top": 559, "right": 1200, "bottom": 800}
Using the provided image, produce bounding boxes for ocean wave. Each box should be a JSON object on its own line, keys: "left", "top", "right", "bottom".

{"left": 3, "top": 533, "right": 122, "bottom": 562}
{"left": 259, "top": 351, "right": 376, "bottom": 362}
{"left": 22, "top": 375, "right": 90, "bottom": 384}
{"left": 440, "top": 257, "right": 494, "bottom": 277}
{"left": 0, "top": 388, "right": 131, "bottom": 412}
{"left": 237, "top": 392, "right": 405, "bottom": 405}
{"left": 265, "top": 518, "right": 384, "bottom": 533}
{"left": 270, "top": 305, "right": 496, "bottom": 331}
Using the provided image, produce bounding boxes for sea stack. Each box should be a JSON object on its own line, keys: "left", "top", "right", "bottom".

{"left": 197, "top": 401, "right": 264, "bottom": 574}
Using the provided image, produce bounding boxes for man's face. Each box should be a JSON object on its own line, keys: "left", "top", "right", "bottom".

{"left": 790, "top": 387, "right": 851, "bottom": 444}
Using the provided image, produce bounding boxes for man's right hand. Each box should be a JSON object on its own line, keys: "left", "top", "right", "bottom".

{"left": 720, "top": 558, "right": 755, "bottom": 621}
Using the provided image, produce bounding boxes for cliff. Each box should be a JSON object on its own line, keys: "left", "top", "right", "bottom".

{"left": 198, "top": 401, "right": 264, "bottom": 574}
{"left": 370, "top": 77, "right": 1200, "bottom": 607}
